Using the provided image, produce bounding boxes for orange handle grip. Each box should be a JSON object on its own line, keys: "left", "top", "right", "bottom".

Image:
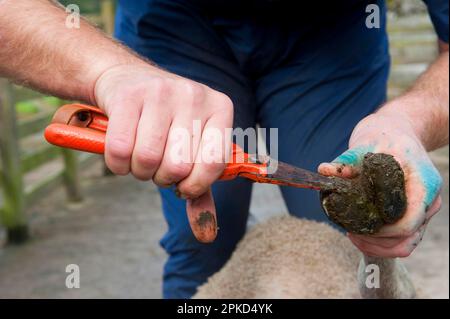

{"left": 44, "top": 124, "right": 105, "bottom": 154}
{"left": 44, "top": 103, "right": 267, "bottom": 244}
{"left": 44, "top": 104, "right": 268, "bottom": 182}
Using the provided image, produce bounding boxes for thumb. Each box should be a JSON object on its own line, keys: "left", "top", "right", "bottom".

{"left": 318, "top": 146, "right": 374, "bottom": 178}
{"left": 186, "top": 188, "right": 218, "bottom": 243}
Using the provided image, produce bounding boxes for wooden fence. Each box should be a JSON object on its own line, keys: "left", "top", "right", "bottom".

{"left": 0, "top": 81, "right": 94, "bottom": 243}
{"left": 0, "top": 0, "right": 115, "bottom": 244}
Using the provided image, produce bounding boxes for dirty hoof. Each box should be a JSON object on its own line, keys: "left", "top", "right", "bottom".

{"left": 320, "top": 153, "right": 407, "bottom": 234}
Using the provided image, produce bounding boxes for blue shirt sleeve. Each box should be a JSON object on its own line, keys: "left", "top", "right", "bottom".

{"left": 423, "top": 0, "right": 449, "bottom": 43}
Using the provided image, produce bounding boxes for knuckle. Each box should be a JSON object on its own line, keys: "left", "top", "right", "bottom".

{"left": 203, "top": 161, "right": 226, "bottom": 174}
{"left": 180, "top": 81, "right": 205, "bottom": 104}
{"left": 132, "top": 171, "right": 153, "bottom": 181}
{"left": 113, "top": 87, "right": 147, "bottom": 107}
{"left": 166, "top": 163, "right": 192, "bottom": 180}
{"left": 125, "top": 84, "right": 146, "bottom": 97}
{"left": 180, "top": 182, "right": 204, "bottom": 198}
{"left": 108, "top": 166, "right": 129, "bottom": 176}
{"left": 107, "top": 139, "right": 133, "bottom": 161}
{"left": 216, "top": 92, "right": 233, "bottom": 110}
{"left": 150, "top": 77, "right": 173, "bottom": 101}
{"left": 134, "top": 149, "right": 161, "bottom": 169}
{"left": 106, "top": 162, "right": 129, "bottom": 176}
{"left": 152, "top": 173, "right": 168, "bottom": 187}
{"left": 105, "top": 157, "right": 129, "bottom": 176}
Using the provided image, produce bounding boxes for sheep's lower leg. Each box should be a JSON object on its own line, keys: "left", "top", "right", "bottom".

{"left": 357, "top": 255, "right": 416, "bottom": 299}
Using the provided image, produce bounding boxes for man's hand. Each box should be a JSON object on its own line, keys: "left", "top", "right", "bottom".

{"left": 0, "top": 0, "right": 234, "bottom": 242}
{"left": 0, "top": 0, "right": 234, "bottom": 230}
{"left": 320, "top": 39, "right": 448, "bottom": 258}
{"left": 319, "top": 107, "right": 442, "bottom": 258}
{"left": 94, "top": 63, "right": 233, "bottom": 206}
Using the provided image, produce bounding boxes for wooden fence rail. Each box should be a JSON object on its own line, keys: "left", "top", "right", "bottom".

{"left": 0, "top": 79, "right": 27, "bottom": 243}
{"left": 0, "top": 1, "right": 116, "bottom": 244}
{"left": 0, "top": 80, "right": 89, "bottom": 243}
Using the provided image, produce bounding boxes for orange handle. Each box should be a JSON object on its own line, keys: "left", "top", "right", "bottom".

{"left": 44, "top": 104, "right": 268, "bottom": 181}
{"left": 44, "top": 124, "right": 105, "bottom": 154}
{"left": 44, "top": 104, "right": 268, "bottom": 244}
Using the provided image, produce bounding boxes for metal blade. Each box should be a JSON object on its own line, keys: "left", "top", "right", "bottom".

{"left": 266, "top": 160, "right": 350, "bottom": 191}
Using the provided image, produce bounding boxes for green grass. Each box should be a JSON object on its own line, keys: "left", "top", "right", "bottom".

{"left": 15, "top": 100, "right": 40, "bottom": 115}
{"left": 42, "top": 96, "right": 62, "bottom": 108}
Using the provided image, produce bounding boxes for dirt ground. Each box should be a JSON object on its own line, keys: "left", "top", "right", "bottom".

{"left": 0, "top": 147, "right": 448, "bottom": 299}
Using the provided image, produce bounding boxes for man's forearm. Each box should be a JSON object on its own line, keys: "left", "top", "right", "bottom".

{"left": 379, "top": 43, "right": 449, "bottom": 151}
{"left": 0, "top": 0, "right": 146, "bottom": 103}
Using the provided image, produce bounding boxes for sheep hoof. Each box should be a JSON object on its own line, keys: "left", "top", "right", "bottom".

{"left": 320, "top": 153, "right": 407, "bottom": 234}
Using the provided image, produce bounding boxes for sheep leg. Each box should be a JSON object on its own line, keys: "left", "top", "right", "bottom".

{"left": 357, "top": 254, "right": 416, "bottom": 299}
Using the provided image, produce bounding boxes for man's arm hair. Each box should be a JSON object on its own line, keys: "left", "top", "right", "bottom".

{"left": 0, "top": 0, "right": 146, "bottom": 104}
{"left": 380, "top": 40, "right": 449, "bottom": 151}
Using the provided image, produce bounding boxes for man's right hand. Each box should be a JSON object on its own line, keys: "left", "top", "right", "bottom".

{"left": 94, "top": 64, "right": 234, "bottom": 200}
{"left": 1, "top": 0, "right": 234, "bottom": 203}
{"left": 0, "top": 0, "right": 232, "bottom": 242}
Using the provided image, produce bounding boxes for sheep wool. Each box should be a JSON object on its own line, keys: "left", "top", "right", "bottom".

{"left": 194, "top": 216, "right": 362, "bottom": 299}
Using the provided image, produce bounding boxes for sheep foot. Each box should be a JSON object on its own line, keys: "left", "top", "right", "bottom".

{"left": 320, "top": 153, "right": 407, "bottom": 234}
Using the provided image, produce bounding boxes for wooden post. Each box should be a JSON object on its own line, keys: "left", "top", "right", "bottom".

{"left": 0, "top": 79, "right": 29, "bottom": 243}
{"left": 100, "top": 0, "right": 115, "bottom": 35}
{"left": 61, "top": 148, "right": 83, "bottom": 202}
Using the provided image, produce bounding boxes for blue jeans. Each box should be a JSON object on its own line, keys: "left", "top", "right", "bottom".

{"left": 115, "top": 0, "right": 389, "bottom": 298}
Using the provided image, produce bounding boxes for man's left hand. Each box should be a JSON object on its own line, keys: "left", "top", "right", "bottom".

{"left": 319, "top": 107, "right": 443, "bottom": 258}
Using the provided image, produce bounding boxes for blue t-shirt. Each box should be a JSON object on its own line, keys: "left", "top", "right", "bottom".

{"left": 423, "top": 0, "right": 449, "bottom": 43}
{"left": 114, "top": 0, "right": 448, "bottom": 115}
{"left": 117, "top": 0, "right": 449, "bottom": 44}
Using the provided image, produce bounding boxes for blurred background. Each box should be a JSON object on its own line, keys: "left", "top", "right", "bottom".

{"left": 0, "top": 0, "right": 448, "bottom": 298}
